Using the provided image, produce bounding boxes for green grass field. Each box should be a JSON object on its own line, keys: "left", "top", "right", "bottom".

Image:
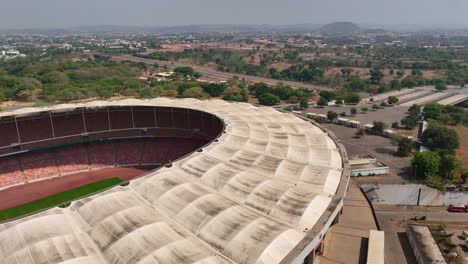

{"left": 0, "top": 177, "right": 124, "bottom": 222}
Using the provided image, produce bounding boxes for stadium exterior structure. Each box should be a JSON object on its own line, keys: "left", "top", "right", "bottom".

{"left": 0, "top": 98, "right": 350, "bottom": 264}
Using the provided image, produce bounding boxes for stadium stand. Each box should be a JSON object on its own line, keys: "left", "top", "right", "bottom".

{"left": 22, "top": 151, "right": 59, "bottom": 181}
{"left": 0, "top": 156, "right": 23, "bottom": 187}
{"left": 0, "top": 119, "right": 19, "bottom": 147}
{"left": 56, "top": 145, "right": 89, "bottom": 175}
{"left": 16, "top": 116, "right": 53, "bottom": 142}
{"left": 88, "top": 141, "right": 116, "bottom": 169}
{"left": 51, "top": 112, "right": 84, "bottom": 137}
{"left": 116, "top": 140, "right": 144, "bottom": 165}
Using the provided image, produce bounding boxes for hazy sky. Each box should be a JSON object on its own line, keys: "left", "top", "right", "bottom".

{"left": 0, "top": 0, "right": 467, "bottom": 29}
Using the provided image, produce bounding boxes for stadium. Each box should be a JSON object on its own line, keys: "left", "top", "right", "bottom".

{"left": 0, "top": 98, "right": 349, "bottom": 264}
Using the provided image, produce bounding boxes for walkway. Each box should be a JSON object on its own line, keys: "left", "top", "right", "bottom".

{"left": 317, "top": 180, "right": 378, "bottom": 264}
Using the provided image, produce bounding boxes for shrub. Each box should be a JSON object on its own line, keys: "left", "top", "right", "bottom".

{"left": 258, "top": 93, "right": 280, "bottom": 106}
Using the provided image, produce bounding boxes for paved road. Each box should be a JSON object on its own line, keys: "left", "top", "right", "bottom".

{"left": 110, "top": 54, "right": 334, "bottom": 91}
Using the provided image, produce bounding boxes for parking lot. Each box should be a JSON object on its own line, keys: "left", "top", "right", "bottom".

{"left": 322, "top": 124, "right": 412, "bottom": 182}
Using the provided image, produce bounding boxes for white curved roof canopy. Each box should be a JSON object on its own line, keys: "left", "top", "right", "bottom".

{"left": 0, "top": 99, "right": 346, "bottom": 264}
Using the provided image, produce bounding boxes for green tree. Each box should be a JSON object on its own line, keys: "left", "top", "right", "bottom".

{"left": 388, "top": 96, "right": 399, "bottom": 105}
{"left": 317, "top": 97, "right": 328, "bottom": 106}
{"left": 174, "top": 66, "right": 196, "bottom": 77}
{"left": 327, "top": 111, "right": 338, "bottom": 122}
{"left": 423, "top": 103, "right": 444, "bottom": 120}
{"left": 319, "top": 90, "right": 336, "bottom": 101}
{"left": 411, "top": 151, "right": 440, "bottom": 178}
{"left": 439, "top": 154, "right": 463, "bottom": 181}
{"left": 350, "top": 107, "right": 357, "bottom": 116}
{"left": 222, "top": 86, "right": 248, "bottom": 102}
{"left": 258, "top": 93, "right": 280, "bottom": 106}
{"left": 201, "top": 83, "right": 227, "bottom": 97}
{"left": 401, "top": 115, "right": 419, "bottom": 129}
{"left": 181, "top": 87, "right": 210, "bottom": 99}
{"left": 371, "top": 121, "right": 387, "bottom": 135}
{"left": 422, "top": 122, "right": 459, "bottom": 153}
{"left": 251, "top": 83, "right": 274, "bottom": 98}
{"left": 396, "top": 137, "right": 413, "bottom": 157}
{"left": 390, "top": 79, "right": 401, "bottom": 90}
{"left": 408, "top": 104, "right": 421, "bottom": 116}
{"left": 435, "top": 83, "right": 447, "bottom": 91}
{"left": 425, "top": 174, "right": 446, "bottom": 193}
{"left": 369, "top": 69, "right": 384, "bottom": 84}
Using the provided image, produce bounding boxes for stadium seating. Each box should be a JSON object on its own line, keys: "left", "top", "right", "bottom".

{"left": 56, "top": 145, "right": 89, "bottom": 175}
{"left": 88, "top": 142, "right": 116, "bottom": 169}
{"left": 116, "top": 141, "right": 144, "bottom": 165}
{"left": 0, "top": 157, "right": 23, "bottom": 188}
{"left": 22, "top": 151, "right": 59, "bottom": 181}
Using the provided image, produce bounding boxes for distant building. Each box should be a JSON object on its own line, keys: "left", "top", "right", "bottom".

{"left": 0, "top": 49, "right": 26, "bottom": 60}
{"left": 349, "top": 156, "right": 389, "bottom": 176}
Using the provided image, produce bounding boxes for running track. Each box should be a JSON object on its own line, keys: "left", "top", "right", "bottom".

{"left": 0, "top": 167, "right": 150, "bottom": 210}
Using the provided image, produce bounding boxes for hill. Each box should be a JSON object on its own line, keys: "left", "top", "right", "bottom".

{"left": 320, "top": 22, "right": 361, "bottom": 34}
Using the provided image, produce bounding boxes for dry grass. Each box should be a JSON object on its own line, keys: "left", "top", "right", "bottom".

{"left": 451, "top": 125, "right": 468, "bottom": 166}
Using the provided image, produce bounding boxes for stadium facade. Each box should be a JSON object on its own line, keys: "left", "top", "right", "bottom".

{"left": 0, "top": 98, "right": 350, "bottom": 264}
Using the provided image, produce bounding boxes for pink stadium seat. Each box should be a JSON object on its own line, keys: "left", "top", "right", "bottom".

{"left": 88, "top": 142, "right": 115, "bottom": 169}
{"left": 117, "top": 141, "right": 144, "bottom": 165}
{"left": 56, "top": 145, "right": 89, "bottom": 174}
{"left": 0, "top": 157, "right": 23, "bottom": 188}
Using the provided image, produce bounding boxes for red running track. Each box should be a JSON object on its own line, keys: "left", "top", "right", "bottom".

{"left": 0, "top": 167, "right": 150, "bottom": 210}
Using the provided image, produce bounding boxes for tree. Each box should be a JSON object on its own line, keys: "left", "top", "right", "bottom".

{"left": 201, "top": 83, "right": 227, "bottom": 97}
{"left": 408, "top": 104, "right": 421, "bottom": 116}
{"left": 319, "top": 90, "right": 336, "bottom": 101}
{"left": 411, "top": 151, "right": 440, "bottom": 178}
{"left": 439, "top": 154, "right": 463, "bottom": 181}
{"left": 388, "top": 96, "right": 399, "bottom": 105}
{"left": 371, "top": 121, "right": 387, "bottom": 135}
{"left": 425, "top": 174, "right": 446, "bottom": 193}
{"left": 249, "top": 82, "right": 271, "bottom": 96}
{"left": 401, "top": 115, "right": 419, "bottom": 129}
{"left": 422, "top": 122, "right": 459, "bottom": 153}
{"left": 390, "top": 79, "right": 401, "bottom": 90}
{"left": 396, "top": 70, "right": 405, "bottom": 78}
{"left": 327, "top": 111, "right": 338, "bottom": 122}
{"left": 317, "top": 97, "right": 328, "bottom": 106}
{"left": 435, "top": 83, "right": 447, "bottom": 91}
{"left": 396, "top": 137, "right": 413, "bottom": 157}
{"left": 369, "top": 69, "right": 384, "bottom": 84}
{"left": 423, "top": 103, "right": 444, "bottom": 120}
{"left": 181, "top": 87, "right": 210, "bottom": 99}
{"left": 350, "top": 107, "right": 357, "bottom": 116}
{"left": 222, "top": 86, "right": 248, "bottom": 102}
{"left": 174, "top": 66, "right": 196, "bottom": 77}
{"left": 258, "top": 93, "right": 280, "bottom": 106}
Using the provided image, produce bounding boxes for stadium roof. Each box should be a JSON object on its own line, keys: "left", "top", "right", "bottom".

{"left": 0, "top": 99, "right": 349, "bottom": 264}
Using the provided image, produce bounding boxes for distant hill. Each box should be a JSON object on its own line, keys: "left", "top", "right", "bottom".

{"left": 319, "top": 22, "right": 361, "bottom": 34}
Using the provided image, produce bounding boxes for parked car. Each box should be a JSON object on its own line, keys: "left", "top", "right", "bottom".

{"left": 448, "top": 204, "right": 467, "bottom": 212}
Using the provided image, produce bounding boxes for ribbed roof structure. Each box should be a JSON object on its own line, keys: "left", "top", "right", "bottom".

{"left": 0, "top": 99, "right": 348, "bottom": 264}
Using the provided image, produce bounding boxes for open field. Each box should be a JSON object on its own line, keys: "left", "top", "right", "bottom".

{"left": 0, "top": 177, "right": 123, "bottom": 222}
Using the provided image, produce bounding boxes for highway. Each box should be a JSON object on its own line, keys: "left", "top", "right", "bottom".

{"left": 110, "top": 54, "right": 333, "bottom": 91}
